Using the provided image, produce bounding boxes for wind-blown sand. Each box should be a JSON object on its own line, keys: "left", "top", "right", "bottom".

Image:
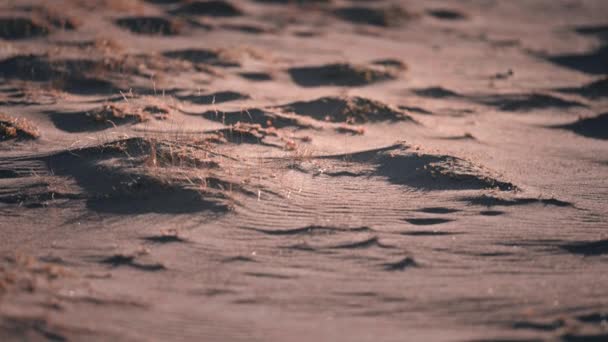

{"left": 1, "top": 0, "right": 607, "bottom": 341}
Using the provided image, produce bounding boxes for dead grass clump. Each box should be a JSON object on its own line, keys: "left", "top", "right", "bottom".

{"left": 0, "top": 254, "right": 70, "bottom": 296}
{"left": 339, "top": 97, "right": 407, "bottom": 123}
{"left": 0, "top": 113, "right": 40, "bottom": 141}
{"left": 144, "top": 139, "right": 221, "bottom": 169}
{"left": 88, "top": 104, "right": 149, "bottom": 125}
{"left": 282, "top": 96, "right": 411, "bottom": 124}
{"left": 86, "top": 37, "right": 124, "bottom": 55}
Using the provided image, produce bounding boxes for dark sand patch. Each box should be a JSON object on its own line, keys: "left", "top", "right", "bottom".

{"left": 0, "top": 17, "right": 49, "bottom": 40}
{"left": 49, "top": 102, "right": 170, "bottom": 133}
{"left": 169, "top": 1, "right": 242, "bottom": 17}
{"left": 404, "top": 218, "right": 453, "bottom": 226}
{"left": 246, "top": 225, "right": 372, "bottom": 236}
{"left": 462, "top": 195, "right": 572, "bottom": 207}
{"left": 400, "top": 231, "right": 459, "bottom": 236}
{"left": 476, "top": 93, "right": 587, "bottom": 112}
{"left": 221, "top": 24, "right": 268, "bottom": 34}
{"left": 426, "top": 9, "right": 467, "bottom": 21}
{"left": 201, "top": 108, "right": 308, "bottom": 131}
{"left": 288, "top": 63, "right": 396, "bottom": 87}
{"left": 333, "top": 5, "right": 414, "bottom": 27}
{"left": 398, "top": 105, "right": 433, "bottom": 115}
{"left": 545, "top": 25, "right": 608, "bottom": 75}
{"left": 412, "top": 86, "right": 462, "bottom": 98}
{"left": 417, "top": 207, "right": 460, "bottom": 214}
{"left": 383, "top": 257, "right": 418, "bottom": 271}
{"left": 554, "top": 113, "right": 608, "bottom": 140}
{"left": 239, "top": 72, "right": 273, "bottom": 81}
{"left": 3, "top": 137, "right": 253, "bottom": 214}
{"left": 163, "top": 48, "right": 240, "bottom": 67}
{"left": 560, "top": 239, "right": 608, "bottom": 256}
{"left": 143, "top": 234, "right": 187, "bottom": 244}
{"left": 179, "top": 91, "right": 249, "bottom": 104}
{"left": 323, "top": 144, "right": 517, "bottom": 191}
{"left": 115, "top": 16, "right": 182, "bottom": 35}
{"left": 480, "top": 210, "right": 504, "bottom": 216}
{"left": 556, "top": 77, "right": 608, "bottom": 99}
{"left": 0, "top": 55, "right": 121, "bottom": 94}
{"left": 548, "top": 46, "right": 608, "bottom": 75}
{"left": 100, "top": 254, "right": 166, "bottom": 271}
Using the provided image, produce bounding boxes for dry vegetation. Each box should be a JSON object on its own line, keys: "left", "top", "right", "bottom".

{"left": 0, "top": 254, "right": 70, "bottom": 296}
{"left": 0, "top": 113, "right": 40, "bottom": 141}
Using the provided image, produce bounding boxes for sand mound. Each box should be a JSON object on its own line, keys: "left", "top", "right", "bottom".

{"left": 178, "top": 91, "right": 249, "bottom": 104}
{"left": 0, "top": 137, "right": 260, "bottom": 213}
{"left": 426, "top": 8, "right": 468, "bottom": 21}
{"left": 49, "top": 101, "right": 171, "bottom": 133}
{"left": 0, "top": 54, "right": 186, "bottom": 95}
{"left": 163, "top": 49, "right": 240, "bottom": 67}
{"left": 558, "top": 77, "right": 608, "bottom": 99}
{"left": 477, "top": 93, "right": 587, "bottom": 112}
{"left": 279, "top": 96, "right": 412, "bottom": 124}
{"left": 115, "top": 17, "right": 183, "bottom": 35}
{"left": 318, "top": 144, "right": 517, "bottom": 191}
{"left": 0, "top": 7, "right": 77, "bottom": 41}
{"left": 201, "top": 108, "right": 306, "bottom": 129}
{"left": 556, "top": 113, "right": 608, "bottom": 140}
{"left": 412, "top": 86, "right": 462, "bottom": 98}
{"left": 0, "top": 55, "right": 117, "bottom": 94}
{"left": 288, "top": 63, "right": 397, "bottom": 87}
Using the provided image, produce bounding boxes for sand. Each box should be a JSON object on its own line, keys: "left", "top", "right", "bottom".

{"left": 0, "top": 0, "right": 607, "bottom": 341}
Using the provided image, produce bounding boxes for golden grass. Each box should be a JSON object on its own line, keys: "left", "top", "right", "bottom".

{"left": 0, "top": 113, "right": 40, "bottom": 140}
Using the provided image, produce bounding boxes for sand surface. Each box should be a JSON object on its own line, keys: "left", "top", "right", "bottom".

{"left": 1, "top": 0, "right": 607, "bottom": 341}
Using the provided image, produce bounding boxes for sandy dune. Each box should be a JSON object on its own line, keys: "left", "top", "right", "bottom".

{"left": 1, "top": 0, "right": 607, "bottom": 341}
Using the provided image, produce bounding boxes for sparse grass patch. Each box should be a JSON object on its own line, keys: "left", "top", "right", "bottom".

{"left": 89, "top": 103, "right": 150, "bottom": 124}
{"left": 0, "top": 253, "right": 70, "bottom": 296}
{"left": 333, "top": 5, "right": 416, "bottom": 27}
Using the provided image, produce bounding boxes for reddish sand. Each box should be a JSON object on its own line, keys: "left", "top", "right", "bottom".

{"left": 1, "top": 0, "right": 607, "bottom": 341}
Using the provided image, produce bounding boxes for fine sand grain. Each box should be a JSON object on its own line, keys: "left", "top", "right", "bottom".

{"left": 1, "top": 0, "right": 607, "bottom": 341}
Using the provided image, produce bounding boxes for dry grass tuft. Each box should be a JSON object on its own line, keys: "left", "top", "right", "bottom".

{"left": 88, "top": 97, "right": 174, "bottom": 126}
{"left": 89, "top": 104, "right": 150, "bottom": 124}
{"left": 0, "top": 253, "right": 70, "bottom": 296}
{"left": 0, "top": 113, "right": 40, "bottom": 141}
